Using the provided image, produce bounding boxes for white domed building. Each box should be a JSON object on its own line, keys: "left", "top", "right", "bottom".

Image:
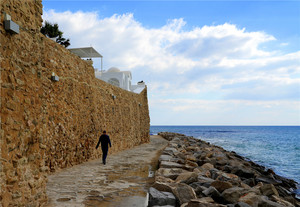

{"left": 96, "top": 67, "right": 145, "bottom": 93}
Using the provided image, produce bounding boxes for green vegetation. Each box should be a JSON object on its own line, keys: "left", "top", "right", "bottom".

{"left": 41, "top": 21, "right": 70, "bottom": 48}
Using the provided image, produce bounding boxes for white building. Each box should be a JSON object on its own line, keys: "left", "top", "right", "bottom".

{"left": 68, "top": 47, "right": 145, "bottom": 93}
{"left": 96, "top": 67, "right": 145, "bottom": 93}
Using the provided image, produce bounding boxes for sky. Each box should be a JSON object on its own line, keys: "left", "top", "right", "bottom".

{"left": 42, "top": 0, "right": 300, "bottom": 126}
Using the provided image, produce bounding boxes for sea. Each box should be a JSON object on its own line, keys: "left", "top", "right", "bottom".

{"left": 150, "top": 126, "right": 300, "bottom": 196}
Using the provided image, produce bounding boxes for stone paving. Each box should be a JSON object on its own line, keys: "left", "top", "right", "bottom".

{"left": 45, "top": 136, "right": 168, "bottom": 207}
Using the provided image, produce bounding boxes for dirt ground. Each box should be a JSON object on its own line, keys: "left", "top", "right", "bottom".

{"left": 45, "top": 135, "right": 168, "bottom": 207}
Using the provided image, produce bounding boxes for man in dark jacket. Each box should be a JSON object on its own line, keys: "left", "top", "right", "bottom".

{"left": 96, "top": 130, "right": 112, "bottom": 165}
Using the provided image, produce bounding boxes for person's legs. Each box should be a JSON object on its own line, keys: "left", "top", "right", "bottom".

{"left": 102, "top": 149, "right": 108, "bottom": 164}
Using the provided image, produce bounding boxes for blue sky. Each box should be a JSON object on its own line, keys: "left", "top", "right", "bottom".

{"left": 42, "top": 1, "right": 300, "bottom": 125}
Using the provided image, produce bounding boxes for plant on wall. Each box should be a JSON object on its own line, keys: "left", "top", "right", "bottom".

{"left": 41, "top": 21, "right": 70, "bottom": 48}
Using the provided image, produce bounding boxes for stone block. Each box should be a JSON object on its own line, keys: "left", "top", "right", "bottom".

{"left": 211, "top": 180, "right": 233, "bottom": 193}
{"left": 148, "top": 187, "right": 176, "bottom": 206}
{"left": 172, "top": 183, "right": 197, "bottom": 205}
{"left": 259, "top": 184, "right": 279, "bottom": 197}
{"left": 221, "top": 187, "right": 248, "bottom": 204}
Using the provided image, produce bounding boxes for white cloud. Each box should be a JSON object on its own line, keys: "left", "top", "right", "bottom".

{"left": 43, "top": 9, "right": 300, "bottom": 125}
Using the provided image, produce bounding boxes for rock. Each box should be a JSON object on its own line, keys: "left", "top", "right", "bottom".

{"left": 197, "top": 176, "right": 215, "bottom": 188}
{"left": 163, "top": 147, "right": 179, "bottom": 156}
{"left": 175, "top": 172, "right": 198, "bottom": 184}
{"left": 243, "top": 178, "right": 256, "bottom": 187}
{"left": 275, "top": 186, "right": 292, "bottom": 197}
{"left": 186, "top": 160, "right": 198, "bottom": 168}
{"left": 153, "top": 132, "right": 299, "bottom": 207}
{"left": 152, "top": 205, "right": 175, "bottom": 207}
{"left": 211, "top": 180, "right": 233, "bottom": 193}
{"left": 235, "top": 202, "right": 252, "bottom": 207}
{"left": 155, "top": 176, "right": 176, "bottom": 183}
{"left": 221, "top": 187, "right": 248, "bottom": 204}
{"left": 181, "top": 199, "right": 227, "bottom": 207}
{"left": 240, "top": 182, "right": 251, "bottom": 190}
{"left": 158, "top": 132, "right": 185, "bottom": 141}
{"left": 148, "top": 187, "right": 176, "bottom": 207}
{"left": 197, "top": 197, "right": 215, "bottom": 203}
{"left": 201, "top": 163, "right": 214, "bottom": 170}
{"left": 172, "top": 183, "right": 197, "bottom": 205}
{"left": 156, "top": 168, "right": 189, "bottom": 180}
{"left": 174, "top": 152, "right": 186, "bottom": 160}
{"left": 159, "top": 155, "right": 174, "bottom": 162}
{"left": 271, "top": 195, "right": 294, "bottom": 207}
{"left": 255, "top": 176, "right": 282, "bottom": 185}
{"left": 232, "top": 166, "right": 255, "bottom": 179}
{"left": 187, "top": 146, "right": 199, "bottom": 152}
{"left": 202, "top": 186, "right": 224, "bottom": 203}
{"left": 258, "top": 196, "right": 283, "bottom": 207}
{"left": 186, "top": 155, "right": 197, "bottom": 162}
{"left": 259, "top": 184, "right": 279, "bottom": 197}
{"left": 160, "top": 161, "right": 185, "bottom": 169}
{"left": 273, "top": 174, "right": 298, "bottom": 189}
{"left": 217, "top": 172, "right": 240, "bottom": 183}
{"left": 152, "top": 181, "right": 175, "bottom": 193}
{"left": 238, "top": 192, "right": 261, "bottom": 206}
{"left": 210, "top": 169, "right": 220, "bottom": 180}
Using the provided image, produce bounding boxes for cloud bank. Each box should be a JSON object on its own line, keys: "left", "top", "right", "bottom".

{"left": 43, "top": 10, "right": 300, "bottom": 125}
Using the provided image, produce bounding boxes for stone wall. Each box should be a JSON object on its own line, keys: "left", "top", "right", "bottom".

{"left": 0, "top": 0, "right": 150, "bottom": 206}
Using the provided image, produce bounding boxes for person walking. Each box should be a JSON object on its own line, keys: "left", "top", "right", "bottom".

{"left": 96, "top": 130, "right": 112, "bottom": 165}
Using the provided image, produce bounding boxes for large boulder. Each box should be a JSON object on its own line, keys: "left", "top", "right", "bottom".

{"left": 271, "top": 195, "right": 295, "bottom": 207}
{"left": 238, "top": 192, "right": 261, "bottom": 206}
{"left": 221, "top": 187, "right": 249, "bottom": 204}
{"left": 197, "top": 176, "right": 215, "bottom": 188}
{"left": 230, "top": 166, "right": 255, "bottom": 179}
{"left": 201, "top": 163, "right": 215, "bottom": 170}
{"left": 186, "top": 154, "right": 197, "bottom": 162}
{"left": 259, "top": 184, "right": 279, "bottom": 197}
{"left": 163, "top": 147, "right": 179, "bottom": 156}
{"left": 186, "top": 160, "right": 199, "bottom": 168}
{"left": 172, "top": 183, "right": 197, "bottom": 205}
{"left": 189, "top": 182, "right": 207, "bottom": 196}
{"left": 152, "top": 181, "right": 175, "bottom": 193}
{"left": 255, "top": 176, "right": 282, "bottom": 185}
{"left": 258, "top": 196, "right": 284, "bottom": 207}
{"left": 202, "top": 186, "right": 224, "bottom": 203}
{"left": 156, "top": 168, "right": 188, "bottom": 180}
{"left": 175, "top": 172, "right": 198, "bottom": 184}
{"left": 159, "top": 155, "right": 174, "bottom": 162}
{"left": 148, "top": 187, "right": 176, "bottom": 206}
{"left": 160, "top": 161, "right": 185, "bottom": 169}
{"left": 217, "top": 172, "right": 240, "bottom": 182}
{"left": 210, "top": 180, "right": 233, "bottom": 193}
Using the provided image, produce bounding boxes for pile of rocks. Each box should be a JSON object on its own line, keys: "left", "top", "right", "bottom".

{"left": 148, "top": 132, "right": 299, "bottom": 207}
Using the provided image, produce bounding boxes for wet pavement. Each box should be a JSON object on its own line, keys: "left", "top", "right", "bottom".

{"left": 45, "top": 135, "right": 168, "bottom": 207}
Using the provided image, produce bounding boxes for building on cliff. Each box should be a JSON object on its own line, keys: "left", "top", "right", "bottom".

{"left": 96, "top": 67, "right": 146, "bottom": 93}
{"left": 68, "top": 47, "right": 103, "bottom": 71}
{"left": 68, "top": 47, "right": 145, "bottom": 93}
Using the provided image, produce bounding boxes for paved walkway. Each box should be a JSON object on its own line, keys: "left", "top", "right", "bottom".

{"left": 45, "top": 135, "right": 168, "bottom": 207}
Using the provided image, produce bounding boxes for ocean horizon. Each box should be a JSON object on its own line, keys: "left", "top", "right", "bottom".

{"left": 150, "top": 125, "right": 300, "bottom": 195}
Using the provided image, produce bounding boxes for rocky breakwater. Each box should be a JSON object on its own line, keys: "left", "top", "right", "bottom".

{"left": 148, "top": 132, "right": 299, "bottom": 207}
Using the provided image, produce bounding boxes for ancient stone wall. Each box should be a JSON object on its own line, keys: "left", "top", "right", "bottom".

{"left": 0, "top": 0, "right": 150, "bottom": 206}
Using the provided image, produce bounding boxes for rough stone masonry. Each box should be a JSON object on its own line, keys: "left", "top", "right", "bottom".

{"left": 0, "top": 0, "right": 150, "bottom": 206}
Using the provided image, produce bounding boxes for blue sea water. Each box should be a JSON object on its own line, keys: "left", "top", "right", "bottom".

{"left": 150, "top": 126, "right": 300, "bottom": 194}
